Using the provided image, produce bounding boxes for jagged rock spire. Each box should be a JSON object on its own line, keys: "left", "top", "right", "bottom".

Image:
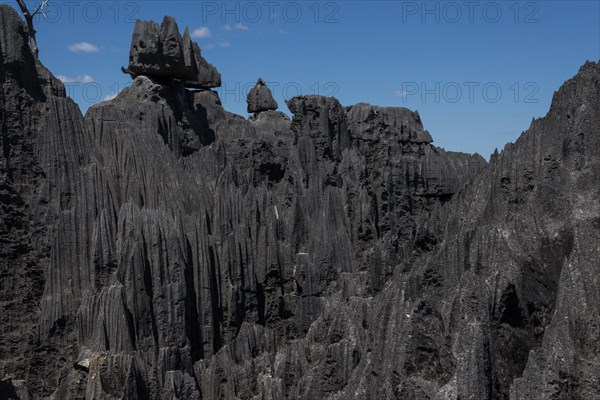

{"left": 122, "top": 16, "right": 221, "bottom": 89}
{"left": 247, "top": 78, "right": 278, "bottom": 113}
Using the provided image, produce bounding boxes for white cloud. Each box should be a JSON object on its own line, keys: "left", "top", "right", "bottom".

{"left": 67, "top": 42, "right": 100, "bottom": 53}
{"left": 101, "top": 84, "right": 129, "bottom": 102}
{"left": 57, "top": 74, "right": 95, "bottom": 83}
{"left": 191, "top": 27, "right": 212, "bottom": 39}
{"left": 204, "top": 43, "right": 216, "bottom": 50}
{"left": 234, "top": 22, "right": 249, "bottom": 30}
{"left": 223, "top": 24, "right": 232, "bottom": 31}
{"left": 219, "top": 41, "right": 231, "bottom": 48}
{"left": 393, "top": 90, "right": 409, "bottom": 97}
{"left": 103, "top": 93, "right": 118, "bottom": 101}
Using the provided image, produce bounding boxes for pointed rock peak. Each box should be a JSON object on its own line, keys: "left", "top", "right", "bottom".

{"left": 123, "top": 16, "right": 221, "bottom": 89}
{"left": 162, "top": 15, "right": 178, "bottom": 29}
{"left": 0, "top": 4, "right": 55, "bottom": 97}
{"left": 548, "top": 60, "right": 599, "bottom": 118}
{"left": 160, "top": 16, "right": 181, "bottom": 41}
{"left": 578, "top": 60, "right": 600, "bottom": 74}
{"left": 0, "top": 4, "right": 35, "bottom": 65}
{"left": 247, "top": 78, "right": 278, "bottom": 114}
{"left": 490, "top": 148, "right": 500, "bottom": 163}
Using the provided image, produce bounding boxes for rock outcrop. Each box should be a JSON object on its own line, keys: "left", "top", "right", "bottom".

{"left": 247, "top": 78, "right": 278, "bottom": 113}
{"left": 123, "top": 16, "right": 221, "bottom": 89}
{"left": 1, "top": 7, "right": 599, "bottom": 400}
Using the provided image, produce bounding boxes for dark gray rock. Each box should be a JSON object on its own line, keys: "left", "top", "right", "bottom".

{"left": 249, "top": 109, "right": 292, "bottom": 141}
{"left": 124, "top": 17, "right": 221, "bottom": 89}
{"left": 247, "top": 78, "right": 278, "bottom": 113}
{"left": 2, "top": 7, "right": 599, "bottom": 400}
{"left": 1, "top": 5, "right": 105, "bottom": 397}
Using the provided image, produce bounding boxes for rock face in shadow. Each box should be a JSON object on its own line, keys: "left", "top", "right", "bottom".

{"left": 1, "top": 7, "right": 599, "bottom": 400}
{"left": 124, "top": 17, "right": 221, "bottom": 89}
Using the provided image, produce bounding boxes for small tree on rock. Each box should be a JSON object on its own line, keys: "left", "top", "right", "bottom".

{"left": 15, "top": 0, "right": 49, "bottom": 59}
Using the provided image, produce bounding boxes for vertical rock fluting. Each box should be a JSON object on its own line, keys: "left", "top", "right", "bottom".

{"left": 0, "top": 4, "right": 116, "bottom": 398}
{"left": 1, "top": 7, "right": 599, "bottom": 400}
{"left": 0, "top": 5, "right": 49, "bottom": 396}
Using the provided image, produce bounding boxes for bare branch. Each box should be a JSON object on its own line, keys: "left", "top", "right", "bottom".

{"left": 15, "top": 0, "right": 31, "bottom": 17}
{"left": 14, "top": 0, "right": 49, "bottom": 59}
{"left": 32, "top": 0, "right": 49, "bottom": 17}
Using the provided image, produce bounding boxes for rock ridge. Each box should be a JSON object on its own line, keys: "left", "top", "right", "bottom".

{"left": 1, "top": 7, "right": 599, "bottom": 400}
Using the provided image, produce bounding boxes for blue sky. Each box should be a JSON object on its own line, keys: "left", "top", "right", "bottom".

{"left": 6, "top": 0, "right": 600, "bottom": 158}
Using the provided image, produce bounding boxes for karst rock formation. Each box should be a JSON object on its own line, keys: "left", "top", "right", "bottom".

{"left": 247, "top": 78, "right": 278, "bottom": 114}
{"left": 1, "top": 6, "right": 599, "bottom": 400}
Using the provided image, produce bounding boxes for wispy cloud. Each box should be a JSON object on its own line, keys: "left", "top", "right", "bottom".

{"left": 103, "top": 93, "right": 118, "bottom": 101}
{"left": 109, "top": 45, "right": 127, "bottom": 53}
{"left": 192, "top": 27, "right": 212, "bottom": 39}
{"left": 67, "top": 42, "right": 100, "bottom": 53}
{"left": 101, "top": 84, "right": 128, "bottom": 102}
{"left": 223, "top": 24, "right": 232, "bottom": 31}
{"left": 57, "top": 74, "right": 95, "bottom": 83}
{"left": 204, "top": 41, "right": 231, "bottom": 50}
{"left": 234, "top": 22, "right": 249, "bottom": 31}
{"left": 393, "top": 90, "right": 409, "bottom": 97}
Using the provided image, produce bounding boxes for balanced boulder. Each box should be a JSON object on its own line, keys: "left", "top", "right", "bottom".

{"left": 123, "top": 16, "right": 221, "bottom": 89}
{"left": 247, "top": 78, "right": 278, "bottom": 113}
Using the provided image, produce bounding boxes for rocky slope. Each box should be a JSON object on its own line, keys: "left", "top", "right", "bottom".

{"left": 0, "top": 5, "right": 598, "bottom": 400}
